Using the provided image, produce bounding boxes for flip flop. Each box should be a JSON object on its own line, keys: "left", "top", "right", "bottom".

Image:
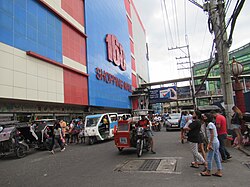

{"left": 200, "top": 171, "right": 211, "bottom": 176}
{"left": 190, "top": 164, "right": 199, "bottom": 168}
{"left": 212, "top": 173, "right": 222, "bottom": 177}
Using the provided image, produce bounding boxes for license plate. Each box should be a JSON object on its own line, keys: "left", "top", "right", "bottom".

{"left": 172, "top": 125, "right": 178, "bottom": 127}
{"left": 119, "top": 137, "right": 127, "bottom": 144}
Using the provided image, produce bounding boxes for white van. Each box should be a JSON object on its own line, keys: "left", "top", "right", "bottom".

{"left": 118, "top": 113, "right": 131, "bottom": 121}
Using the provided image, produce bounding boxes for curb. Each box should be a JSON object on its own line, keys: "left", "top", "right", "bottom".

{"left": 238, "top": 147, "right": 250, "bottom": 156}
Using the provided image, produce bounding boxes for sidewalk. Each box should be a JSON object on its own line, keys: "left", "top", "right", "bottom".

{"left": 239, "top": 145, "right": 250, "bottom": 156}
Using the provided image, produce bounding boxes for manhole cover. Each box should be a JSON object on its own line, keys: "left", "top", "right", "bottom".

{"left": 115, "top": 157, "right": 181, "bottom": 174}
{"left": 139, "top": 159, "right": 161, "bottom": 171}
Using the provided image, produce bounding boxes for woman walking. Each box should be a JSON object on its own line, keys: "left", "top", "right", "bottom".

{"left": 184, "top": 110, "right": 207, "bottom": 169}
{"left": 49, "top": 121, "right": 65, "bottom": 154}
{"left": 201, "top": 113, "right": 222, "bottom": 177}
{"left": 232, "top": 106, "right": 243, "bottom": 149}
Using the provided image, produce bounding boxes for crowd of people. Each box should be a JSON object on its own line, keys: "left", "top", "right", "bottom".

{"left": 39, "top": 107, "right": 245, "bottom": 177}
{"left": 178, "top": 105, "right": 244, "bottom": 177}
{"left": 47, "top": 119, "right": 85, "bottom": 154}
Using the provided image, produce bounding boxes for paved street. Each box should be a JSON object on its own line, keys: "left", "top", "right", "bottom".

{"left": 0, "top": 130, "right": 250, "bottom": 187}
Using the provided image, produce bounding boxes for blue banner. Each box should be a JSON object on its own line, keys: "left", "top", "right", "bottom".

{"left": 149, "top": 86, "right": 177, "bottom": 104}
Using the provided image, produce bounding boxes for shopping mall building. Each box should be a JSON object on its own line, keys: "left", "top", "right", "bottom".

{"left": 0, "top": 0, "right": 149, "bottom": 121}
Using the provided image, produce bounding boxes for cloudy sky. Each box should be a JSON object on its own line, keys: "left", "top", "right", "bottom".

{"left": 133, "top": 0, "right": 250, "bottom": 85}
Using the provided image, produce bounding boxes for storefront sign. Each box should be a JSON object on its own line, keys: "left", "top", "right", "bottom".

{"left": 95, "top": 67, "right": 132, "bottom": 92}
{"left": 106, "top": 34, "right": 126, "bottom": 71}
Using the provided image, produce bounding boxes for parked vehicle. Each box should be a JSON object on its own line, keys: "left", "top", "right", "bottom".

{"left": 197, "top": 105, "right": 221, "bottom": 113}
{"left": 33, "top": 119, "right": 56, "bottom": 150}
{"left": 165, "top": 113, "right": 181, "bottom": 131}
{"left": 242, "top": 113, "right": 250, "bottom": 146}
{"left": 84, "top": 113, "right": 117, "bottom": 145}
{"left": 0, "top": 121, "right": 38, "bottom": 158}
{"left": 108, "top": 113, "right": 119, "bottom": 130}
{"left": 118, "top": 113, "right": 131, "bottom": 121}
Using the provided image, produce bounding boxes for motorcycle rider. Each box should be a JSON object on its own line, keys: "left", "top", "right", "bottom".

{"left": 137, "top": 114, "right": 156, "bottom": 154}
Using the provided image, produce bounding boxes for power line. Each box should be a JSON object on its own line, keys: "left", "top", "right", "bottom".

{"left": 225, "top": 0, "right": 233, "bottom": 14}
{"left": 163, "top": 0, "right": 174, "bottom": 46}
{"left": 171, "top": 0, "right": 178, "bottom": 45}
{"left": 227, "top": 0, "right": 245, "bottom": 47}
{"left": 161, "top": 0, "right": 170, "bottom": 48}
{"left": 184, "top": 0, "right": 187, "bottom": 36}
{"left": 173, "top": 0, "right": 180, "bottom": 45}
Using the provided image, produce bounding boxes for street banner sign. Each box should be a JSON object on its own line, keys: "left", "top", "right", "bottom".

{"left": 149, "top": 86, "right": 177, "bottom": 104}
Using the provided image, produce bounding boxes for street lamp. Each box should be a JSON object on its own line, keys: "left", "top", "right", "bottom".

{"left": 232, "top": 57, "right": 246, "bottom": 113}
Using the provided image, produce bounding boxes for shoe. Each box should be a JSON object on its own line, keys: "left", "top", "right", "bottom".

{"left": 151, "top": 150, "right": 156, "bottom": 154}
{"left": 212, "top": 173, "right": 222, "bottom": 177}
{"left": 61, "top": 147, "right": 65, "bottom": 152}
{"left": 190, "top": 162, "right": 199, "bottom": 168}
{"left": 190, "top": 164, "right": 199, "bottom": 168}
{"left": 227, "top": 155, "right": 232, "bottom": 160}
{"left": 50, "top": 150, "right": 54, "bottom": 154}
{"left": 200, "top": 171, "right": 211, "bottom": 176}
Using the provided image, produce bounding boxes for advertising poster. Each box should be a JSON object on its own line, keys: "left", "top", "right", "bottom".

{"left": 149, "top": 86, "right": 177, "bottom": 104}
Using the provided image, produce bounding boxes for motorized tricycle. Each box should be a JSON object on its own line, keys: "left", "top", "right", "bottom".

{"left": 0, "top": 121, "right": 38, "bottom": 158}
{"left": 114, "top": 120, "right": 151, "bottom": 157}
{"left": 33, "top": 119, "right": 56, "bottom": 150}
{"left": 118, "top": 113, "right": 131, "bottom": 121}
{"left": 242, "top": 113, "right": 250, "bottom": 146}
{"left": 84, "top": 113, "right": 118, "bottom": 145}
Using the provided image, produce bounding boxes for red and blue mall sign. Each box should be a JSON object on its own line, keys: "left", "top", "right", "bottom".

{"left": 95, "top": 34, "right": 131, "bottom": 92}
{"left": 85, "top": 0, "right": 132, "bottom": 109}
{"left": 106, "top": 34, "right": 126, "bottom": 71}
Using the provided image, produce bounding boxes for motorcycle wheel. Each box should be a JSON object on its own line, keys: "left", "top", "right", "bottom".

{"left": 137, "top": 139, "right": 143, "bottom": 157}
{"left": 118, "top": 147, "right": 124, "bottom": 152}
{"left": 15, "top": 146, "right": 26, "bottom": 158}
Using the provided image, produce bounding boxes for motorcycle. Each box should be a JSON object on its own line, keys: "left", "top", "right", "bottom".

{"left": 152, "top": 121, "right": 161, "bottom": 132}
{"left": 243, "top": 122, "right": 250, "bottom": 146}
{"left": 0, "top": 121, "right": 38, "bottom": 158}
{"left": 33, "top": 119, "right": 55, "bottom": 150}
{"left": 242, "top": 114, "right": 250, "bottom": 146}
{"left": 136, "top": 126, "right": 151, "bottom": 157}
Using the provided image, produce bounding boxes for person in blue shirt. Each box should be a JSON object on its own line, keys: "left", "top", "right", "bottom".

{"left": 180, "top": 111, "right": 187, "bottom": 143}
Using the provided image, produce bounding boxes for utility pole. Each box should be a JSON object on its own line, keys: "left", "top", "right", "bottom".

{"left": 208, "top": 0, "right": 234, "bottom": 128}
{"left": 169, "top": 43, "right": 196, "bottom": 110}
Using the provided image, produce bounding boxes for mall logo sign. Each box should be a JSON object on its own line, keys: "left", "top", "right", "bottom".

{"left": 106, "top": 34, "right": 126, "bottom": 71}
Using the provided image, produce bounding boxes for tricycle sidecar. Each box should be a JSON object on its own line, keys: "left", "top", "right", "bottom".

{"left": 114, "top": 120, "right": 136, "bottom": 151}
{"left": 84, "top": 113, "right": 117, "bottom": 145}
{"left": 0, "top": 121, "right": 38, "bottom": 158}
{"left": 33, "top": 119, "right": 55, "bottom": 150}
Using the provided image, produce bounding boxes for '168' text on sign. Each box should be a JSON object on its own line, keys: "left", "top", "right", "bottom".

{"left": 106, "top": 34, "right": 126, "bottom": 71}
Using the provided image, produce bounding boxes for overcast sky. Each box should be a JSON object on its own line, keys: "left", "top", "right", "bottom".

{"left": 133, "top": 0, "right": 250, "bottom": 85}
